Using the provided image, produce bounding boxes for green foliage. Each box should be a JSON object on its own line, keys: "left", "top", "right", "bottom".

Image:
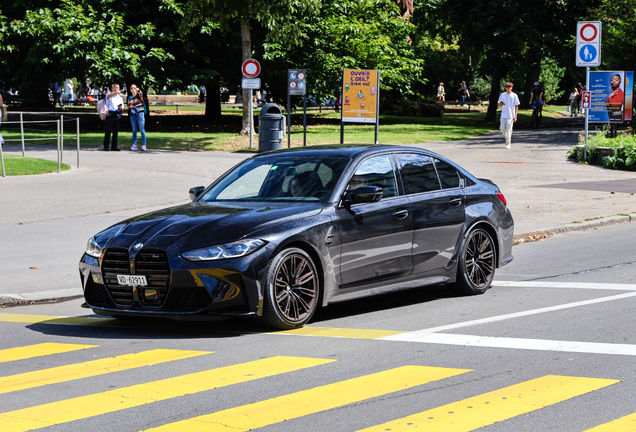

{"left": 570, "top": 129, "right": 636, "bottom": 170}
{"left": 539, "top": 58, "right": 565, "bottom": 103}
{"left": 592, "top": 0, "right": 636, "bottom": 72}
{"left": 263, "top": 0, "right": 423, "bottom": 101}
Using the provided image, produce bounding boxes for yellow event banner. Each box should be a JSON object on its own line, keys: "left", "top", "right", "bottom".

{"left": 342, "top": 69, "right": 379, "bottom": 123}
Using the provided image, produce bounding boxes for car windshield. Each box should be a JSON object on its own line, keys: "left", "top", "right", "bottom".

{"left": 199, "top": 156, "right": 350, "bottom": 202}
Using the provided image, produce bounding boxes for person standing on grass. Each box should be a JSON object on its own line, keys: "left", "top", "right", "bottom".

{"left": 127, "top": 84, "right": 147, "bottom": 151}
{"left": 497, "top": 82, "right": 520, "bottom": 149}
{"left": 103, "top": 83, "right": 124, "bottom": 151}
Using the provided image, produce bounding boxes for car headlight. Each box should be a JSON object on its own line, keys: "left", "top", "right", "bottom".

{"left": 86, "top": 237, "right": 104, "bottom": 258}
{"left": 182, "top": 239, "right": 266, "bottom": 261}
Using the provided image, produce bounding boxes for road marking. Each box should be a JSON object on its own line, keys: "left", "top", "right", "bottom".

{"left": 494, "top": 280, "right": 636, "bottom": 290}
{"left": 0, "top": 343, "right": 97, "bottom": 364}
{"left": 0, "top": 313, "right": 118, "bottom": 326}
{"left": 144, "top": 365, "right": 472, "bottom": 432}
{"left": 0, "top": 356, "right": 334, "bottom": 432}
{"left": 382, "top": 291, "right": 636, "bottom": 336}
{"left": 584, "top": 412, "right": 636, "bottom": 431}
{"left": 381, "top": 333, "right": 636, "bottom": 356}
{"left": 0, "top": 349, "right": 211, "bottom": 394}
{"left": 275, "top": 326, "right": 406, "bottom": 339}
{"left": 358, "top": 375, "right": 620, "bottom": 432}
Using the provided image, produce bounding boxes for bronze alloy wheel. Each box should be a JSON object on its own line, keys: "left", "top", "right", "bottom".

{"left": 260, "top": 248, "right": 319, "bottom": 329}
{"left": 456, "top": 228, "right": 496, "bottom": 294}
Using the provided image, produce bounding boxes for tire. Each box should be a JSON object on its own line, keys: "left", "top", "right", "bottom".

{"left": 258, "top": 247, "right": 319, "bottom": 330}
{"left": 454, "top": 228, "right": 496, "bottom": 295}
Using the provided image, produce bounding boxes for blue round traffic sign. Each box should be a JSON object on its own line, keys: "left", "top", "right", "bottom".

{"left": 579, "top": 45, "right": 597, "bottom": 62}
{"left": 289, "top": 73, "right": 297, "bottom": 79}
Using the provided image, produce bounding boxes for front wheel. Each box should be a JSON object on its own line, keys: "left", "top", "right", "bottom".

{"left": 454, "top": 228, "right": 496, "bottom": 295}
{"left": 258, "top": 247, "right": 319, "bottom": 330}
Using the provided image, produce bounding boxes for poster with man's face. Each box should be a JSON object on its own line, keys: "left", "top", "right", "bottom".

{"left": 589, "top": 71, "right": 625, "bottom": 123}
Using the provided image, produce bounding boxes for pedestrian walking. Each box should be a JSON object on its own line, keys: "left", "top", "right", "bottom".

{"left": 568, "top": 87, "right": 579, "bottom": 117}
{"left": 456, "top": 81, "right": 470, "bottom": 107}
{"left": 498, "top": 82, "right": 520, "bottom": 149}
{"left": 127, "top": 84, "right": 147, "bottom": 151}
{"left": 52, "top": 82, "right": 65, "bottom": 110}
{"left": 437, "top": 82, "right": 446, "bottom": 102}
{"left": 103, "top": 83, "right": 124, "bottom": 151}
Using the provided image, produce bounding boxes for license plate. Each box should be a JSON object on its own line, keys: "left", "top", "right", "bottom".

{"left": 117, "top": 275, "right": 148, "bottom": 286}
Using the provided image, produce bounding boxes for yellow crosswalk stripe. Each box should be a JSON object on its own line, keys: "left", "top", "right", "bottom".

{"left": 0, "top": 356, "right": 334, "bottom": 432}
{"left": 584, "top": 412, "right": 636, "bottom": 431}
{"left": 0, "top": 343, "right": 97, "bottom": 364}
{"left": 358, "top": 375, "right": 620, "bottom": 432}
{"left": 0, "top": 349, "right": 211, "bottom": 394}
{"left": 144, "top": 365, "right": 472, "bottom": 431}
{"left": 0, "top": 313, "right": 117, "bottom": 326}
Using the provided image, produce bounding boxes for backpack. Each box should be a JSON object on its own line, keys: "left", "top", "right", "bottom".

{"left": 96, "top": 99, "right": 108, "bottom": 120}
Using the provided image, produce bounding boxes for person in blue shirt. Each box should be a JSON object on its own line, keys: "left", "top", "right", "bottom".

{"left": 52, "top": 82, "right": 64, "bottom": 110}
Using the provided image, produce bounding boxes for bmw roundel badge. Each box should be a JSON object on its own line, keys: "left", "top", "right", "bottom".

{"left": 133, "top": 243, "right": 144, "bottom": 250}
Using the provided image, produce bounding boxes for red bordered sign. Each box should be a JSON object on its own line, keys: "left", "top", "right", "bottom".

{"left": 241, "top": 59, "right": 261, "bottom": 78}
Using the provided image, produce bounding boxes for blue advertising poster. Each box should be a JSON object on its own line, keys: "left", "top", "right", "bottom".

{"left": 588, "top": 71, "right": 625, "bottom": 123}
{"left": 625, "top": 71, "right": 633, "bottom": 121}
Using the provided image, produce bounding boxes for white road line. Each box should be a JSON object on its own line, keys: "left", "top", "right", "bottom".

{"left": 381, "top": 291, "right": 636, "bottom": 337}
{"left": 382, "top": 333, "right": 636, "bottom": 356}
{"left": 493, "top": 281, "right": 636, "bottom": 290}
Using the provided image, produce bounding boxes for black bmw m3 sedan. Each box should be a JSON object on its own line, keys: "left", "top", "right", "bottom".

{"left": 79, "top": 145, "right": 514, "bottom": 329}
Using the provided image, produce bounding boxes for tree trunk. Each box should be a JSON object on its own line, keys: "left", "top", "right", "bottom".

{"left": 239, "top": 16, "right": 252, "bottom": 135}
{"left": 485, "top": 64, "right": 503, "bottom": 123}
{"left": 205, "top": 81, "right": 222, "bottom": 119}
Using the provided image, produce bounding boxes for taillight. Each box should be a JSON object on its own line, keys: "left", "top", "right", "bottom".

{"left": 496, "top": 192, "right": 507, "bottom": 206}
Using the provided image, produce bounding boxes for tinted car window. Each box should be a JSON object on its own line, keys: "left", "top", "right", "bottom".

{"left": 396, "top": 153, "right": 441, "bottom": 194}
{"left": 349, "top": 155, "right": 397, "bottom": 198}
{"left": 434, "top": 159, "right": 461, "bottom": 189}
{"left": 200, "top": 156, "right": 349, "bottom": 202}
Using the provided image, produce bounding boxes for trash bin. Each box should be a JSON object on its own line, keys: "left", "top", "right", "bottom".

{"left": 258, "top": 103, "right": 286, "bottom": 153}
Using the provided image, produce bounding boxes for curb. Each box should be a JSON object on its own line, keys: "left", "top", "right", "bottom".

{"left": 513, "top": 214, "right": 634, "bottom": 241}
{"left": 1, "top": 215, "right": 634, "bottom": 308}
{"left": 0, "top": 288, "right": 83, "bottom": 307}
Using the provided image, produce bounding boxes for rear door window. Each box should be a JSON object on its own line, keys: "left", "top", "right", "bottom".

{"left": 433, "top": 159, "right": 461, "bottom": 189}
{"left": 395, "top": 153, "right": 441, "bottom": 194}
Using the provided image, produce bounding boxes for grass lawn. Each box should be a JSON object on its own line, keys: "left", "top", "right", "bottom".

{"left": 1, "top": 109, "right": 566, "bottom": 152}
{"left": 0, "top": 153, "right": 70, "bottom": 175}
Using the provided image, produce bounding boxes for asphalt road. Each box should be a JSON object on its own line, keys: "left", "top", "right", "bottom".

{"left": 1, "top": 222, "right": 636, "bottom": 431}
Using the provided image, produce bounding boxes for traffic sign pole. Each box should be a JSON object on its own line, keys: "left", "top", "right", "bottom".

{"left": 585, "top": 67, "right": 589, "bottom": 161}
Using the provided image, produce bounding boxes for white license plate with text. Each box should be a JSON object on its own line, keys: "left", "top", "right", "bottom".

{"left": 117, "top": 275, "right": 148, "bottom": 286}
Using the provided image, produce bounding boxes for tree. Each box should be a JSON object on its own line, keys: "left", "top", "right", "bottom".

{"left": 262, "top": 0, "right": 423, "bottom": 106}
{"left": 421, "top": 0, "right": 601, "bottom": 120}
{"left": 592, "top": 0, "right": 636, "bottom": 72}
{"left": 0, "top": 0, "right": 221, "bottom": 112}
{"left": 175, "top": 0, "right": 320, "bottom": 134}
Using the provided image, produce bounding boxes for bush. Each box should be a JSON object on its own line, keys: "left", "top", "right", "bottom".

{"left": 569, "top": 128, "right": 636, "bottom": 170}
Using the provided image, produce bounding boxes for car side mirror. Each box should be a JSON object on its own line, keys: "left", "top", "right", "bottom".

{"left": 343, "top": 186, "right": 383, "bottom": 206}
{"left": 189, "top": 186, "right": 205, "bottom": 201}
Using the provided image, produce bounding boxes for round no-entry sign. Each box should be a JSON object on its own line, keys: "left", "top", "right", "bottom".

{"left": 579, "top": 23, "right": 598, "bottom": 42}
{"left": 241, "top": 59, "right": 261, "bottom": 78}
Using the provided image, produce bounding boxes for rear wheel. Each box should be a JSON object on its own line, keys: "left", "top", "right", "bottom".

{"left": 258, "top": 247, "right": 319, "bottom": 329}
{"left": 455, "top": 228, "right": 496, "bottom": 295}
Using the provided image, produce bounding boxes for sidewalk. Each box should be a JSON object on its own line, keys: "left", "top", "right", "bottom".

{"left": 2, "top": 116, "right": 635, "bottom": 305}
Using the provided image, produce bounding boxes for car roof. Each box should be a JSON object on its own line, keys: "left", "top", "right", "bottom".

{"left": 252, "top": 144, "right": 426, "bottom": 159}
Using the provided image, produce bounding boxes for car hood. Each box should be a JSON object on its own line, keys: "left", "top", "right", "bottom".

{"left": 96, "top": 201, "right": 324, "bottom": 252}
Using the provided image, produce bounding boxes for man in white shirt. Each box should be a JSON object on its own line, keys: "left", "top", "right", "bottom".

{"left": 497, "top": 81, "right": 520, "bottom": 149}
{"left": 103, "top": 83, "right": 124, "bottom": 151}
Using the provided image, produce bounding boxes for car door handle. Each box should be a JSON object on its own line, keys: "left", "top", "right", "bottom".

{"left": 393, "top": 209, "right": 409, "bottom": 219}
{"left": 449, "top": 198, "right": 462, "bottom": 207}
